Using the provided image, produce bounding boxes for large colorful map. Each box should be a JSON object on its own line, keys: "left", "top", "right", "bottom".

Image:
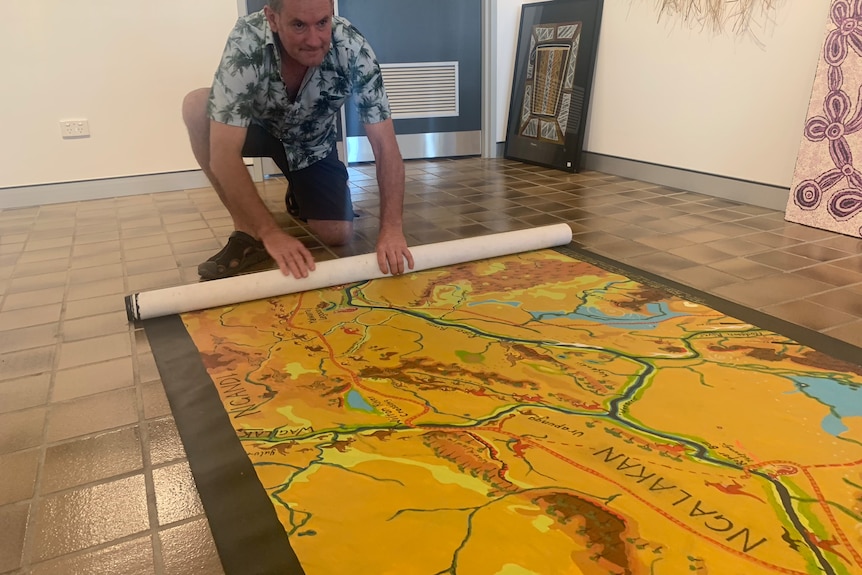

{"left": 181, "top": 248, "right": 862, "bottom": 575}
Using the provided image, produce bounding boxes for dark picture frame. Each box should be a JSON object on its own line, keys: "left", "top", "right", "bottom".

{"left": 504, "top": 0, "right": 604, "bottom": 173}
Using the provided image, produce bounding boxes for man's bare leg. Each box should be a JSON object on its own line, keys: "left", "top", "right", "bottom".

{"left": 307, "top": 220, "right": 352, "bottom": 246}
{"left": 184, "top": 88, "right": 354, "bottom": 249}
{"left": 182, "top": 88, "right": 252, "bottom": 232}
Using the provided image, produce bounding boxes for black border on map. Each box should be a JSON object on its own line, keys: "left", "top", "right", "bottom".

{"left": 143, "top": 242, "right": 862, "bottom": 575}
{"left": 144, "top": 315, "right": 306, "bottom": 575}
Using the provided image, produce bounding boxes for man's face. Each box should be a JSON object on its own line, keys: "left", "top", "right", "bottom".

{"left": 265, "top": 0, "right": 333, "bottom": 68}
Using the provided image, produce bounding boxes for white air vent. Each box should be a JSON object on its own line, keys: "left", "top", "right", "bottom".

{"left": 380, "top": 62, "right": 459, "bottom": 120}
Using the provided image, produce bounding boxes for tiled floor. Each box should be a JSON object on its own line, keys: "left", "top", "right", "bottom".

{"left": 2, "top": 157, "right": 862, "bottom": 574}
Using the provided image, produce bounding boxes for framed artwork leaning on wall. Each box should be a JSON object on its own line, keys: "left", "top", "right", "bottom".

{"left": 505, "top": 0, "right": 604, "bottom": 173}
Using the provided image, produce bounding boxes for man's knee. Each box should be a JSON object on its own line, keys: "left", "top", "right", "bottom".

{"left": 308, "top": 220, "right": 353, "bottom": 246}
{"left": 182, "top": 88, "right": 211, "bottom": 129}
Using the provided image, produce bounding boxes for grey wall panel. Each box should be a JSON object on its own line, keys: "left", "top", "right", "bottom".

{"left": 337, "top": 0, "right": 482, "bottom": 138}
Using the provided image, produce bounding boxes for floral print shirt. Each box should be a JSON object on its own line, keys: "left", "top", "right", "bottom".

{"left": 208, "top": 11, "right": 391, "bottom": 171}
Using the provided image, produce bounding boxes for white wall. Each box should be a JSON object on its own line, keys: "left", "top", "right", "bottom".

{"left": 0, "top": 0, "right": 239, "bottom": 189}
{"left": 0, "top": 0, "right": 831, "bottom": 195}
{"left": 497, "top": 0, "right": 830, "bottom": 188}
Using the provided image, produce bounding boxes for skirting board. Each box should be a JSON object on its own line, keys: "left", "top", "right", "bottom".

{"left": 347, "top": 131, "right": 481, "bottom": 163}
{"left": 583, "top": 153, "right": 791, "bottom": 211}
{"left": 491, "top": 143, "right": 791, "bottom": 211}
{"left": 0, "top": 166, "right": 258, "bottom": 210}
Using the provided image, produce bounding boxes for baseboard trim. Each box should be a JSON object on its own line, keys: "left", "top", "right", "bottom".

{"left": 582, "top": 153, "right": 790, "bottom": 211}
{"left": 0, "top": 171, "right": 218, "bottom": 210}
{"left": 1, "top": 153, "right": 791, "bottom": 212}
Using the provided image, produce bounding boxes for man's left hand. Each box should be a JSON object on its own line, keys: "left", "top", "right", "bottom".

{"left": 376, "top": 227, "right": 414, "bottom": 275}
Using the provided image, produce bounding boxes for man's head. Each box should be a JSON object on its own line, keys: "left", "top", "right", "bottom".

{"left": 264, "top": 0, "right": 334, "bottom": 68}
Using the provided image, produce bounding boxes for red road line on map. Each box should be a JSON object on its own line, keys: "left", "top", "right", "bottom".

{"left": 452, "top": 424, "right": 808, "bottom": 575}
{"left": 800, "top": 466, "right": 862, "bottom": 568}
{"left": 286, "top": 294, "right": 433, "bottom": 423}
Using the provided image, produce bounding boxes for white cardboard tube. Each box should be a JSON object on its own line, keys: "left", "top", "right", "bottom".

{"left": 126, "top": 223, "right": 573, "bottom": 321}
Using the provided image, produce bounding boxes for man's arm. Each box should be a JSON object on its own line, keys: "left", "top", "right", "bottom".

{"left": 364, "top": 118, "right": 414, "bottom": 275}
{"left": 209, "top": 120, "right": 315, "bottom": 277}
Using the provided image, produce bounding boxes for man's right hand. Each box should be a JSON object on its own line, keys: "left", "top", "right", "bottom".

{"left": 260, "top": 228, "right": 316, "bottom": 278}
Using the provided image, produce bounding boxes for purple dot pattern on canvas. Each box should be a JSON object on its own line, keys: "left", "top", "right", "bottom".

{"left": 795, "top": 0, "right": 862, "bottom": 221}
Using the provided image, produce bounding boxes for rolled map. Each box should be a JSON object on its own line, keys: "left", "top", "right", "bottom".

{"left": 125, "top": 223, "right": 573, "bottom": 321}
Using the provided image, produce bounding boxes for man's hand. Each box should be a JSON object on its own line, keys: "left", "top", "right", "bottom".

{"left": 260, "top": 228, "right": 316, "bottom": 278}
{"left": 376, "top": 227, "right": 414, "bottom": 275}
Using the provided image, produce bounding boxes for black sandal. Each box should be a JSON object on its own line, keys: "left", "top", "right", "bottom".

{"left": 198, "top": 231, "right": 271, "bottom": 280}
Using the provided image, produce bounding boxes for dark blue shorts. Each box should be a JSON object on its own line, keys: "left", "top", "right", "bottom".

{"left": 241, "top": 124, "right": 354, "bottom": 222}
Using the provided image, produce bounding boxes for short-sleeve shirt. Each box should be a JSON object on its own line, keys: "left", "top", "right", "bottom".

{"left": 208, "top": 11, "right": 391, "bottom": 171}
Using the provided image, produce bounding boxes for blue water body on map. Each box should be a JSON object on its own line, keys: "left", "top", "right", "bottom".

{"left": 346, "top": 390, "right": 375, "bottom": 413}
{"left": 527, "top": 303, "right": 687, "bottom": 330}
{"left": 788, "top": 376, "right": 861, "bottom": 436}
{"left": 468, "top": 300, "right": 521, "bottom": 308}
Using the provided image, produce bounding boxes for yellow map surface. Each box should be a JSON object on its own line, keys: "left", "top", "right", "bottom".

{"left": 182, "top": 248, "right": 862, "bottom": 575}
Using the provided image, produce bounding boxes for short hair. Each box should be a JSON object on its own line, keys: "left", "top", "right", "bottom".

{"left": 267, "top": 0, "right": 333, "bottom": 13}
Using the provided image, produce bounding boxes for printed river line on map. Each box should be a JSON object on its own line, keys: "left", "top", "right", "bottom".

{"left": 516, "top": 302, "right": 687, "bottom": 329}
{"left": 788, "top": 375, "right": 861, "bottom": 436}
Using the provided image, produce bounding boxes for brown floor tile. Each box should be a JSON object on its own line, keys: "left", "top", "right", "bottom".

{"left": 674, "top": 229, "right": 728, "bottom": 244}
{"left": 703, "top": 238, "right": 767, "bottom": 257}
{"left": 589, "top": 239, "right": 655, "bottom": 259}
{"left": 0, "top": 374, "right": 50, "bottom": 414}
{"left": 70, "top": 251, "right": 123, "bottom": 270}
{"left": 667, "top": 244, "right": 731, "bottom": 265}
{"left": 13, "top": 258, "right": 71, "bottom": 278}
{"left": 0, "top": 407, "right": 46, "bottom": 454}
{"left": 46, "top": 388, "right": 138, "bottom": 443}
{"left": 0, "top": 448, "right": 39, "bottom": 505}
{"left": 665, "top": 266, "right": 740, "bottom": 291}
{"left": 64, "top": 294, "right": 127, "bottom": 320}
{"left": 815, "top": 234, "right": 862, "bottom": 253}
{"left": 824, "top": 319, "right": 862, "bottom": 347}
{"left": 125, "top": 270, "right": 183, "bottom": 293}
{"left": 708, "top": 257, "right": 779, "bottom": 280}
{"left": 62, "top": 311, "right": 129, "bottom": 342}
{"left": 136, "top": 352, "right": 160, "bottom": 384}
{"left": 123, "top": 244, "right": 173, "bottom": 262}
{"left": 7, "top": 272, "right": 68, "bottom": 294}
{"left": 635, "top": 235, "right": 694, "bottom": 251}
{"left": 69, "top": 263, "right": 124, "bottom": 285}
{"left": 795, "top": 263, "right": 862, "bottom": 287}
{"left": 783, "top": 243, "right": 849, "bottom": 263}
{"left": 67, "top": 278, "right": 125, "bottom": 302}
{"left": 120, "top": 235, "right": 169, "bottom": 251}
{"left": 27, "top": 536, "right": 156, "bottom": 575}
{"left": 0, "top": 323, "right": 59, "bottom": 354}
{"left": 52, "top": 357, "right": 134, "bottom": 402}
{"left": 761, "top": 299, "right": 857, "bottom": 331}
{"left": 0, "top": 502, "right": 30, "bottom": 572}
{"left": 141, "top": 380, "right": 170, "bottom": 420}
{"left": 713, "top": 275, "right": 834, "bottom": 308}
{"left": 16, "top": 247, "right": 72, "bottom": 265}
{"left": 153, "top": 461, "right": 204, "bottom": 526}
{"left": 72, "top": 241, "right": 121, "bottom": 258}
{"left": 146, "top": 418, "right": 186, "bottom": 466}
{"left": 626, "top": 252, "right": 696, "bottom": 275}
{"left": 0, "top": 347, "right": 56, "bottom": 382}
{"left": 810, "top": 287, "right": 862, "bottom": 316}
{"left": 28, "top": 474, "right": 149, "bottom": 562}
{"left": 746, "top": 251, "right": 819, "bottom": 271}
{"left": 0, "top": 304, "right": 62, "bottom": 332}
{"left": 1, "top": 286, "right": 66, "bottom": 312}
{"left": 159, "top": 518, "right": 224, "bottom": 575}
{"left": 57, "top": 333, "right": 131, "bottom": 371}
{"left": 41, "top": 427, "right": 142, "bottom": 494}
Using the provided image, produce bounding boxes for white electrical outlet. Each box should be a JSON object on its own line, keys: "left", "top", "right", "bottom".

{"left": 60, "top": 120, "right": 90, "bottom": 139}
